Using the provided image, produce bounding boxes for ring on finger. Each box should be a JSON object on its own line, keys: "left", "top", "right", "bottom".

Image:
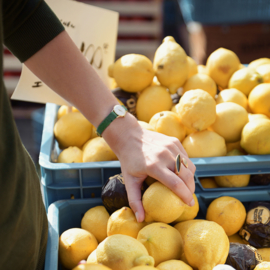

{"left": 175, "top": 154, "right": 189, "bottom": 174}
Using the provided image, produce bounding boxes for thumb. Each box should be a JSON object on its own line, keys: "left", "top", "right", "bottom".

{"left": 123, "top": 174, "right": 145, "bottom": 223}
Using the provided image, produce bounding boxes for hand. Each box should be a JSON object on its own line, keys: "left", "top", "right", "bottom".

{"left": 103, "top": 113, "right": 196, "bottom": 223}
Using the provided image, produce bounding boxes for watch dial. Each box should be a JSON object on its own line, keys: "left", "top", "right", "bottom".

{"left": 114, "top": 105, "right": 126, "bottom": 116}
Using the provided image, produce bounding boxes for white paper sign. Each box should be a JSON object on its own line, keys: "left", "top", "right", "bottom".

{"left": 11, "top": 0, "right": 119, "bottom": 105}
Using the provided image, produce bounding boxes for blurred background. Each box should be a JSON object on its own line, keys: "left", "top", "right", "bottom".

{"left": 3, "top": 0, "right": 270, "bottom": 165}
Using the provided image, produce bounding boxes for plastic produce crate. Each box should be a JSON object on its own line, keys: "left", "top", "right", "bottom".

{"left": 31, "top": 107, "right": 45, "bottom": 153}
{"left": 44, "top": 191, "right": 270, "bottom": 270}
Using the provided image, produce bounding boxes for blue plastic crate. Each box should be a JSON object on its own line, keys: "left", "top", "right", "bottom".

{"left": 31, "top": 107, "right": 45, "bottom": 153}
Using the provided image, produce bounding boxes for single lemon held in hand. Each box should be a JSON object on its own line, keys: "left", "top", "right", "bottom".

{"left": 214, "top": 174, "right": 250, "bottom": 188}
{"left": 95, "top": 234, "right": 155, "bottom": 270}
{"left": 240, "top": 119, "right": 270, "bottom": 155}
{"left": 57, "top": 146, "right": 83, "bottom": 163}
{"left": 81, "top": 206, "right": 110, "bottom": 243}
{"left": 156, "top": 260, "right": 193, "bottom": 270}
{"left": 206, "top": 47, "right": 240, "bottom": 89}
{"left": 59, "top": 228, "right": 98, "bottom": 270}
{"left": 107, "top": 207, "right": 147, "bottom": 238}
{"left": 137, "top": 222, "right": 183, "bottom": 266}
{"left": 206, "top": 196, "right": 246, "bottom": 236}
{"left": 136, "top": 85, "right": 172, "bottom": 123}
{"left": 142, "top": 181, "right": 186, "bottom": 223}
{"left": 153, "top": 36, "right": 188, "bottom": 94}
{"left": 209, "top": 102, "right": 249, "bottom": 143}
{"left": 182, "top": 130, "right": 226, "bottom": 158}
{"left": 108, "top": 54, "right": 154, "bottom": 93}
{"left": 149, "top": 111, "right": 186, "bottom": 142}
{"left": 176, "top": 89, "right": 216, "bottom": 131}
{"left": 54, "top": 112, "right": 92, "bottom": 149}
{"left": 184, "top": 220, "right": 230, "bottom": 270}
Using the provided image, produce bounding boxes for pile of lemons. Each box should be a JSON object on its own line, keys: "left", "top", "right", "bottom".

{"left": 53, "top": 36, "right": 270, "bottom": 163}
{"left": 58, "top": 181, "right": 270, "bottom": 270}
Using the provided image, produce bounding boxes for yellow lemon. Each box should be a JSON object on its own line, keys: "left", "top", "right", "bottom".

{"left": 153, "top": 36, "right": 188, "bottom": 94}
{"left": 82, "top": 137, "right": 117, "bottom": 162}
{"left": 145, "top": 176, "right": 157, "bottom": 186}
{"left": 136, "top": 85, "right": 172, "bottom": 123}
{"left": 142, "top": 181, "right": 186, "bottom": 223}
{"left": 183, "top": 73, "right": 217, "bottom": 98}
{"left": 108, "top": 54, "right": 154, "bottom": 93}
{"left": 257, "top": 248, "right": 270, "bottom": 262}
{"left": 81, "top": 206, "right": 110, "bottom": 243}
{"left": 156, "top": 260, "right": 192, "bottom": 270}
{"left": 184, "top": 220, "right": 230, "bottom": 270}
{"left": 248, "top": 58, "right": 270, "bottom": 69}
{"left": 54, "top": 112, "right": 92, "bottom": 149}
{"left": 57, "top": 105, "right": 80, "bottom": 120}
{"left": 226, "top": 141, "right": 245, "bottom": 153}
{"left": 228, "top": 67, "right": 263, "bottom": 96}
{"left": 256, "top": 64, "right": 270, "bottom": 83}
{"left": 59, "top": 228, "right": 98, "bottom": 270}
{"left": 91, "top": 126, "right": 98, "bottom": 139}
{"left": 96, "top": 234, "right": 155, "bottom": 270}
{"left": 130, "top": 267, "right": 158, "bottom": 270}
{"left": 206, "top": 196, "right": 246, "bottom": 236}
{"left": 214, "top": 174, "right": 250, "bottom": 188}
{"left": 248, "top": 113, "right": 269, "bottom": 122}
{"left": 248, "top": 83, "right": 270, "bottom": 117}
{"left": 176, "top": 89, "right": 216, "bottom": 131}
{"left": 228, "top": 234, "right": 248, "bottom": 245}
{"left": 197, "top": 64, "right": 208, "bottom": 75}
{"left": 210, "top": 102, "right": 249, "bottom": 143}
{"left": 254, "top": 262, "right": 270, "bottom": 270}
{"left": 151, "top": 76, "right": 161, "bottom": 86}
{"left": 187, "top": 56, "right": 198, "bottom": 79}
{"left": 206, "top": 47, "right": 240, "bottom": 89}
{"left": 200, "top": 178, "right": 218, "bottom": 188}
{"left": 216, "top": 88, "right": 248, "bottom": 110}
{"left": 72, "top": 264, "right": 112, "bottom": 270}
{"left": 138, "top": 121, "right": 156, "bottom": 132}
{"left": 137, "top": 223, "right": 183, "bottom": 266}
{"left": 173, "top": 194, "right": 199, "bottom": 223}
{"left": 182, "top": 130, "right": 226, "bottom": 158}
{"left": 107, "top": 207, "right": 147, "bottom": 239}
{"left": 240, "top": 119, "right": 270, "bottom": 155}
{"left": 87, "top": 250, "right": 97, "bottom": 264}
{"left": 149, "top": 111, "right": 186, "bottom": 142}
{"left": 57, "top": 146, "right": 83, "bottom": 163}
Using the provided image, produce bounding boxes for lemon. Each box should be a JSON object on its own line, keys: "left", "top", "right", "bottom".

{"left": 210, "top": 102, "right": 248, "bottom": 143}
{"left": 108, "top": 54, "right": 154, "bottom": 93}
{"left": 57, "top": 105, "right": 79, "bottom": 120}
{"left": 173, "top": 194, "right": 199, "bottom": 223}
{"left": 248, "top": 113, "right": 269, "bottom": 122}
{"left": 153, "top": 36, "right": 188, "bottom": 94}
{"left": 206, "top": 196, "right": 246, "bottom": 236}
{"left": 183, "top": 74, "right": 217, "bottom": 98}
{"left": 182, "top": 130, "right": 226, "bottom": 158}
{"left": 216, "top": 88, "right": 248, "bottom": 110}
{"left": 130, "top": 267, "right": 158, "bottom": 270}
{"left": 184, "top": 220, "right": 229, "bottom": 270}
{"left": 248, "top": 83, "right": 270, "bottom": 117}
{"left": 96, "top": 234, "right": 155, "bottom": 270}
{"left": 82, "top": 137, "right": 117, "bottom": 162}
{"left": 81, "top": 206, "right": 110, "bottom": 243}
{"left": 107, "top": 207, "right": 147, "bottom": 239}
{"left": 206, "top": 47, "right": 240, "bottom": 89}
{"left": 73, "top": 264, "right": 112, "bottom": 270}
{"left": 156, "top": 260, "right": 192, "bottom": 270}
{"left": 254, "top": 262, "right": 270, "bottom": 270}
{"left": 200, "top": 178, "right": 218, "bottom": 188}
{"left": 142, "top": 181, "right": 185, "bottom": 223}
{"left": 248, "top": 58, "right": 270, "bottom": 69}
{"left": 136, "top": 85, "right": 173, "bottom": 123}
{"left": 228, "top": 234, "right": 248, "bottom": 245}
{"left": 187, "top": 56, "right": 198, "bottom": 79}
{"left": 54, "top": 112, "right": 92, "bottom": 149}
{"left": 137, "top": 223, "right": 183, "bottom": 266}
{"left": 226, "top": 141, "right": 245, "bottom": 153}
{"left": 256, "top": 64, "right": 270, "bottom": 83}
{"left": 87, "top": 250, "right": 97, "bottom": 264}
{"left": 151, "top": 76, "right": 161, "bottom": 86}
{"left": 197, "top": 64, "right": 208, "bottom": 75}
{"left": 257, "top": 248, "right": 270, "bottom": 262}
{"left": 57, "top": 146, "right": 83, "bottom": 163}
{"left": 228, "top": 67, "right": 263, "bottom": 96}
{"left": 91, "top": 126, "right": 98, "bottom": 139}
{"left": 149, "top": 111, "right": 186, "bottom": 142}
{"left": 145, "top": 176, "right": 157, "bottom": 186}
{"left": 240, "top": 119, "right": 270, "bottom": 155}
{"left": 59, "top": 228, "right": 98, "bottom": 269}
{"left": 138, "top": 121, "right": 156, "bottom": 132}
{"left": 176, "top": 89, "right": 216, "bottom": 131}
{"left": 214, "top": 174, "right": 250, "bottom": 188}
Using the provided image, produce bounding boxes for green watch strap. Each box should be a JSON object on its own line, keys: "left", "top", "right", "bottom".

{"left": 96, "top": 105, "right": 127, "bottom": 137}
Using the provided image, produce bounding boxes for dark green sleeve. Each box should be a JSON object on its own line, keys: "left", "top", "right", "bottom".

{"left": 3, "top": 0, "right": 65, "bottom": 62}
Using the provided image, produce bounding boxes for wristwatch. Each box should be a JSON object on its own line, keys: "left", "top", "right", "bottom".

{"left": 96, "top": 104, "right": 128, "bottom": 137}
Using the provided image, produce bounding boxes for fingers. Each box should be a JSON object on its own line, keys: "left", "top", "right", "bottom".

{"left": 123, "top": 173, "right": 145, "bottom": 223}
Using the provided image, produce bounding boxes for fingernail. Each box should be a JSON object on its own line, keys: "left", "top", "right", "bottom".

{"left": 135, "top": 212, "right": 140, "bottom": 223}
{"left": 188, "top": 199, "right": 195, "bottom": 207}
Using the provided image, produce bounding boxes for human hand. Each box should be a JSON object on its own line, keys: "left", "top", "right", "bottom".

{"left": 103, "top": 113, "right": 196, "bottom": 223}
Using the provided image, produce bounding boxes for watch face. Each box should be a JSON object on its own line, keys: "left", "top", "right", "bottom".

{"left": 114, "top": 105, "right": 126, "bottom": 117}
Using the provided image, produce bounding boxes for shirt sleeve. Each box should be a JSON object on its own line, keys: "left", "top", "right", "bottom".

{"left": 3, "top": 0, "right": 65, "bottom": 62}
